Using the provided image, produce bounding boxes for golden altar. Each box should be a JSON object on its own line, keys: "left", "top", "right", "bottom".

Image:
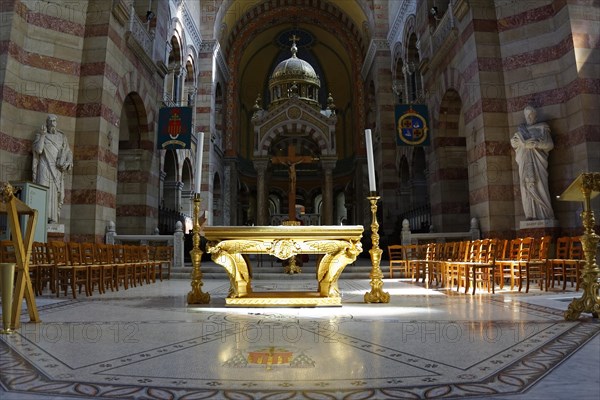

{"left": 203, "top": 225, "right": 364, "bottom": 306}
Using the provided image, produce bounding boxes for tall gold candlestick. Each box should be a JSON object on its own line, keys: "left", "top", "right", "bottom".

{"left": 364, "top": 194, "right": 390, "bottom": 303}
{"left": 187, "top": 193, "right": 210, "bottom": 304}
{"left": 565, "top": 173, "right": 599, "bottom": 320}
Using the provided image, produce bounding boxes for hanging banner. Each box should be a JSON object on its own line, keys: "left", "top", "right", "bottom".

{"left": 396, "top": 104, "right": 430, "bottom": 146}
{"left": 157, "top": 107, "right": 193, "bottom": 149}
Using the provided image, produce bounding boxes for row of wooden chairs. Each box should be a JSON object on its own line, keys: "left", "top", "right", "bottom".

{"left": 0, "top": 241, "right": 174, "bottom": 299}
{"left": 388, "top": 236, "right": 585, "bottom": 294}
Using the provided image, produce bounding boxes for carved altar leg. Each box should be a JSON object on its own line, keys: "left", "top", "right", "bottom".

{"left": 317, "top": 242, "right": 360, "bottom": 298}
{"left": 208, "top": 247, "right": 253, "bottom": 298}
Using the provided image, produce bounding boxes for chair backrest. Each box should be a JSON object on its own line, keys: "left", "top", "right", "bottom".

{"left": 403, "top": 244, "right": 420, "bottom": 261}
{"left": 81, "top": 242, "right": 98, "bottom": 265}
{"left": 67, "top": 242, "right": 83, "bottom": 266}
{"left": 50, "top": 241, "right": 69, "bottom": 266}
{"left": 388, "top": 245, "right": 404, "bottom": 262}
{"left": 466, "top": 239, "right": 481, "bottom": 262}
{"left": 424, "top": 242, "right": 437, "bottom": 261}
{"left": 538, "top": 236, "right": 552, "bottom": 260}
{"left": 139, "top": 245, "right": 151, "bottom": 262}
{"left": 457, "top": 240, "right": 471, "bottom": 262}
{"left": 0, "top": 240, "right": 16, "bottom": 263}
{"left": 517, "top": 237, "right": 534, "bottom": 262}
{"left": 475, "top": 239, "right": 496, "bottom": 263}
{"left": 532, "top": 236, "right": 551, "bottom": 260}
{"left": 569, "top": 236, "right": 583, "bottom": 260}
{"left": 113, "top": 244, "right": 125, "bottom": 263}
{"left": 506, "top": 238, "right": 521, "bottom": 260}
{"left": 32, "top": 242, "right": 49, "bottom": 265}
{"left": 554, "top": 236, "right": 570, "bottom": 258}
{"left": 485, "top": 238, "right": 499, "bottom": 263}
{"left": 155, "top": 245, "right": 173, "bottom": 262}
{"left": 446, "top": 241, "right": 460, "bottom": 261}
{"left": 496, "top": 239, "right": 509, "bottom": 260}
{"left": 123, "top": 245, "right": 137, "bottom": 263}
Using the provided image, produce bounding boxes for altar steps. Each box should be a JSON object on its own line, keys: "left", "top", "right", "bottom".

{"left": 169, "top": 257, "right": 376, "bottom": 280}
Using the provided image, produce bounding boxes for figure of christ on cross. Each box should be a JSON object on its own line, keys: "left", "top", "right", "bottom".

{"left": 271, "top": 144, "right": 317, "bottom": 221}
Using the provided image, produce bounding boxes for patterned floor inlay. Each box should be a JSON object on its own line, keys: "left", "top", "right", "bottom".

{"left": 1, "top": 279, "right": 599, "bottom": 399}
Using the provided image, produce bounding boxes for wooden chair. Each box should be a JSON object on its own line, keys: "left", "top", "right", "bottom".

{"left": 0, "top": 241, "right": 23, "bottom": 288}
{"left": 154, "top": 245, "right": 173, "bottom": 280}
{"left": 56, "top": 242, "right": 89, "bottom": 298}
{"left": 111, "top": 244, "right": 130, "bottom": 289}
{"left": 96, "top": 243, "right": 116, "bottom": 292}
{"left": 140, "top": 245, "right": 160, "bottom": 283}
{"left": 513, "top": 237, "right": 535, "bottom": 292}
{"left": 419, "top": 242, "right": 437, "bottom": 286}
{"left": 401, "top": 244, "right": 421, "bottom": 282}
{"left": 124, "top": 245, "right": 145, "bottom": 287}
{"left": 427, "top": 242, "right": 444, "bottom": 287}
{"left": 457, "top": 239, "right": 481, "bottom": 292}
{"left": 546, "top": 236, "right": 570, "bottom": 290}
{"left": 564, "top": 236, "right": 584, "bottom": 291}
{"left": 468, "top": 238, "right": 498, "bottom": 294}
{"left": 521, "top": 236, "right": 551, "bottom": 293}
{"left": 495, "top": 238, "right": 522, "bottom": 290}
{"left": 80, "top": 242, "right": 104, "bottom": 294}
{"left": 437, "top": 241, "right": 456, "bottom": 286}
{"left": 31, "top": 242, "right": 55, "bottom": 295}
{"left": 388, "top": 245, "right": 407, "bottom": 278}
{"left": 443, "top": 240, "right": 470, "bottom": 290}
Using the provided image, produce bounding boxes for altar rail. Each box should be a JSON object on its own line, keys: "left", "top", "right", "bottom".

{"left": 400, "top": 217, "right": 480, "bottom": 244}
{"left": 104, "top": 220, "right": 184, "bottom": 268}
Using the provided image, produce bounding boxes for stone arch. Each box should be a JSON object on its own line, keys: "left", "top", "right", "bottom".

{"left": 398, "top": 155, "right": 411, "bottom": 213}
{"left": 180, "top": 156, "right": 194, "bottom": 227}
{"left": 429, "top": 89, "right": 470, "bottom": 232}
{"left": 429, "top": 67, "right": 469, "bottom": 126}
{"left": 116, "top": 92, "right": 156, "bottom": 234}
{"left": 212, "top": 171, "right": 223, "bottom": 226}
{"left": 255, "top": 120, "right": 331, "bottom": 158}
{"left": 114, "top": 70, "right": 155, "bottom": 143}
{"left": 401, "top": 14, "right": 417, "bottom": 62}
{"left": 224, "top": 1, "right": 366, "bottom": 155}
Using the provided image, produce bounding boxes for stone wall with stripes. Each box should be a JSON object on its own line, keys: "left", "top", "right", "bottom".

{"left": 0, "top": 0, "right": 165, "bottom": 242}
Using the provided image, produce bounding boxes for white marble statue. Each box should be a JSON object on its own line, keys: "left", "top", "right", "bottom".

{"left": 510, "top": 105, "right": 554, "bottom": 220}
{"left": 32, "top": 114, "right": 73, "bottom": 223}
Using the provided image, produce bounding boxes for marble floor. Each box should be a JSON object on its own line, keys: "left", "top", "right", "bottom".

{"left": 1, "top": 271, "right": 599, "bottom": 400}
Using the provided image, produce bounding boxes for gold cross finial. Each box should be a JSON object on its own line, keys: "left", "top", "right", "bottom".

{"left": 289, "top": 34, "right": 299, "bottom": 45}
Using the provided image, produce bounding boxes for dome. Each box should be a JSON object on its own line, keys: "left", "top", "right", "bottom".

{"left": 270, "top": 44, "right": 320, "bottom": 87}
{"left": 268, "top": 42, "right": 321, "bottom": 108}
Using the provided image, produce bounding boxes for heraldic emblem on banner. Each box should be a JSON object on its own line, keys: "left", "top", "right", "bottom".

{"left": 157, "top": 107, "right": 193, "bottom": 150}
{"left": 396, "top": 104, "right": 430, "bottom": 146}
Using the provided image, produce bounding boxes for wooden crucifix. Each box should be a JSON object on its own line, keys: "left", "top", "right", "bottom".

{"left": 271, "top": 144, "right": 316, "bottom": 221}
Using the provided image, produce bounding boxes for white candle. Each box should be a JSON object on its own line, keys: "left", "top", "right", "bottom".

{"left": 365, "top": 129, "right": 376, "bottom": 192}
{"left": 194, "top": 131, "right": 204, "bottom": 193}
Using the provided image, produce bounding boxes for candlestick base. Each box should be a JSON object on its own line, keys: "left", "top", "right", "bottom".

{"left": 187, "top": 193, "right": 210, "bottom": 305}
{"left": 364, "top": 195, "right": 390, "bottom": 304}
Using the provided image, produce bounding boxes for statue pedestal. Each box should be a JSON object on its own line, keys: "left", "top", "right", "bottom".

{"left": 518, "top": 219, "right": 559, "bottom": 238}
{"left": 47, "top": 223, "right": 65, "bottom": 242}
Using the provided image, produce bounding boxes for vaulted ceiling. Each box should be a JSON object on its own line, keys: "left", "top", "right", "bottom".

{"left": 212, "top": 0, "right": 374, "bottom": 160}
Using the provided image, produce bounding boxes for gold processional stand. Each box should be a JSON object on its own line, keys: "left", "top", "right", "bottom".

{"left": 364, "top": 194, "right": 390, "bottom": 303}
{"left": 187, "top": 193, "right": 210, "bottom": 304}
{"left": 0, "top": 182, "right": 40, "bottom": 333}
{"left": 559, "top": 173, "right": 600, "bottom": 320}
